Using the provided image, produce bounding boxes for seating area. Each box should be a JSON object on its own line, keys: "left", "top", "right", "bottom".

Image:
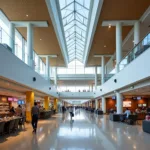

{"left": 84, "top": 107, "right": 103, "bottom": 115}
{"left": 142, "top": 120, "right": 150, "bottom": 133}
{"left": 40, "top": 110, "right": 52, "bottom": 119}
{"left": 109, "top": 113, "right": 138, "bottom": 125}
{"left": 0, "top": 116, "right": 24, "bottom": 136}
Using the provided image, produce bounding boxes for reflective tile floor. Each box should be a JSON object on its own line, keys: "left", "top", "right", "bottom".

{"left": 0, "top": 110, "right": 150, "bottom": 150}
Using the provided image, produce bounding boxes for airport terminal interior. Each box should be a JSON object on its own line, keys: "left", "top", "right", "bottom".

{"left": 0, "top": 0, "right": 150, "bottom": 150}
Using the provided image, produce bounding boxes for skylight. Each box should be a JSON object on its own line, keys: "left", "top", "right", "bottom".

{"left": 59, "top": 0, "right": 91, "bottom": 62}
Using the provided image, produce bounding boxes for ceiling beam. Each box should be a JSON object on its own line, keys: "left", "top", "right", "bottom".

{"left": 102, "top": 20, "right": 138, "bottom": 26}
{"left": 83, "top": 0, "right": 104, "bottom": 66}
{"left": 38, "top": 55, "right": 57, "bottom": 58}
{"left": 93, "top": 54, "right": 113, "bottom": 58}
{"left": 11, "top": 21, "right": 48, "bottom": 27}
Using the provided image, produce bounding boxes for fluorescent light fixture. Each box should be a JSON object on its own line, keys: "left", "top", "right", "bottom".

{"left": 93, "top": 54, "right": 113, "bottom": 57}
{"left": 39, "top": 55, "right": 58, "bottom": 58}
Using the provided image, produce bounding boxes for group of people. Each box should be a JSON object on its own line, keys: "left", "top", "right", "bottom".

{"left": 119, "top": 106, "right": 150, "bottom": 122}
{"left": 10, "top": 105, "right": 25, "bottom": 117}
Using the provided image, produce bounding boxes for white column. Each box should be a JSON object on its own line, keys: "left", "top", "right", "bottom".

{"left": 102, "top": 97, "right": 106, "bottom": 113}
{"left": 134, "top": 21, "right": 140, "bottom": 46}
{"left": 37, "top": 56, "right": 40, "bottom": 73}
{"left": 91, "top": 85, "right": 93, "bottom": 92}
{"left": 22, "top": 38, "right": 25, "bottom": 62}
{"left": 116, "top": 22, "right": 122, "bottom": 73}
{"left": 54, "top": 67, "right": 57, "bottom": 87}
{"left": 9, "top": 23, "right": 15, "bottom": 54}
{"left": 116, "top": 92, "right": 123, "bottom": 114}
{"left": 27, "top": 23, "right": 34, "bottom": 68}
{"left": 46, "top": 56, "right": 50, "bottom": 80}
{"left": 101, "top": 56, "right": 105, "bottom": 84}
{"left": 95, "top": 66, "right": 97, "bottom": 90}
{"left": 95, "top": 99, "right": 98, "bottom": 109}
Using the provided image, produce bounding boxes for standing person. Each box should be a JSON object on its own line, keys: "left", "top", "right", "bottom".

{"left": 62, "top": 106, "right": 65, "bottom": 114}
{"left": 124, "top": 108, "right": 131, "bottom": 119}
{"left": 16, "top": 105, "right": 23, "bottom": 116}
{"left": 147, "top": 106, "right": 150, "bottom": 114}
{"left": 69, "top": 106, "right": 74, "bottom": 121}
{"left": 10, "top": 106, "right": 15, "bottom": 114}
{"left": 31, "top": 102, "right": 39, "bottom": 133}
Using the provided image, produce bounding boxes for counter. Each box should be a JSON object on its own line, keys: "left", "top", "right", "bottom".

{"left": 39, "top": 110, "right": 52, "bottom": 119}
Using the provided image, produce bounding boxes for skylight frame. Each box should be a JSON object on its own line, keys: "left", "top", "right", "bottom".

{"left": 59, "top": 0, "right": 91, "bottom": 63}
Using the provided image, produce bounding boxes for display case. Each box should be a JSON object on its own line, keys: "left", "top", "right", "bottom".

{"left": 0, "top": 102, "right": 10, "bottom": 115}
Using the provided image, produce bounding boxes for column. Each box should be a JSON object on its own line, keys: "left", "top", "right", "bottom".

{"left": 26, "top": 91, "right": 34, "bottom": 122}
{"left": 116, "top": 22, "right": 122, "bottom": 73}
{"left": 54, "top": 67, "right": 57, "bottom": 87}
{"left": 134, "top": 21, "right": 140, "bottom": 46}
{"left": 116, "top": 92, "right": 123, "bottom": 114}
{"left": 95, "top": 66, "right": 97, "bottom": 90}
{"left": 44, "top": 96, "right": 49, "bottom": 110}
{"left": 54, "top": 99, "right": 58, "bottom": 112}
{"left": 38, "top": 56, "right": 40, "bottom": 73}
{"left": 91, "top": 85, "right": 93, "bottom": 92}
{"left": 95, "top": 99, "right": 98, "bottom": 109}
{"left": 46, "top": 56, "right": 50, "bottom": 80}
{"left": 101, "top": 56, "right": 105, "bottom": 84}
{"left": 9, "top": 23, "right": 15, "bottom": 54}
{"left": 27, "top": 23, "right": 34, "bottom": 68}
{"left": 102, "top": 97, "right": 106, "bottom": 113}
{"left": 89, "top": 101, "right": 91, "bottom": 108}
{"left": 22, "top": 38, "right": 25, "bottom": 62}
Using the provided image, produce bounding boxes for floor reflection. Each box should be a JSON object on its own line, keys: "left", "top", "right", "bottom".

{"left": 0, "top": 110, "right": 150, "bottom": 150}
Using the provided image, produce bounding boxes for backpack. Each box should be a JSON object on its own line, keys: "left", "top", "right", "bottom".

{"left": 127, "top": 119, "right": 134, "bottom": 125}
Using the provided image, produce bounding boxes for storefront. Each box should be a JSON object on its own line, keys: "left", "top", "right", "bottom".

{"left": 0, "top": 95, "right": 26, "bottom": 117}
{"left": 105, "top": 96, "right": 150, "bottom": 113}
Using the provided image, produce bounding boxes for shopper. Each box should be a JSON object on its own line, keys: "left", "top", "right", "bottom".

{"left": 16, "top": 105, "right": 22, "bottom": 116}
{"left": 69, "top": 106, "right": 74, "bottom": 121}
{"left": 31, "top": 102, "right": 39, "bottom": 133}
{"left": 10, "top": 106, "right": 15, "bottom": 114}
{"left": 62, "top": 106, "right": 65, "bottom": 114}
{"left": 124, "top": 108, "right": 131, "bottom": 119}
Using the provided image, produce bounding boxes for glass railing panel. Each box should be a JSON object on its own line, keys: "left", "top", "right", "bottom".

{"left": 119, "top": 33, "right": 150, "bottom": 71}
{"left": 0, "top": 26, "right": 50, "bottom": 82}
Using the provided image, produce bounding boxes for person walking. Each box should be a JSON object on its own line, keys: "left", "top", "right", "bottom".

{"left": 31, "top": 102, "right": 39, "bottom": 133}
{"left": 69, "top": 106, "right": 74, "bottom": 121}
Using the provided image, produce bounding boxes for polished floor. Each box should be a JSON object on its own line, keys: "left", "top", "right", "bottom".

{"left": 0, "top": 110, "right": 150, "bottom": 150}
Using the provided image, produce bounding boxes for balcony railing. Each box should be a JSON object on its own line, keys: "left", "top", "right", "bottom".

{"left": 119, "top": 33, "right": 150, "bottom": 71}
{"left": 0, "top": 26, "right": 51, "bottom": 81}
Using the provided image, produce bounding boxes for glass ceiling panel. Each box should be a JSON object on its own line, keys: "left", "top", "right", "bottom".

{"left": 59, "top": 0, "right": 91, "bottom": 63}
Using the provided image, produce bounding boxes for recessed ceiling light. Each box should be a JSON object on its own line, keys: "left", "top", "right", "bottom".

{"left": 26, "top": 14, "right": 29, "bottom": 17}
{"left": 108, "top": 24, "right": 111, "bottom": 28}
{"left": 40, "top": 39, "right": 42, "bottom": 41}
{"left": 133, "top": 145, "right": 136, "bottom": 149}
{"left": 104, "top": 45, "right": 106, "bottom": 48}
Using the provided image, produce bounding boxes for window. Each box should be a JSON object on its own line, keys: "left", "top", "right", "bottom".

{"left": 59, "top": 0, "right": 91, "bottom": 62}
{"left": 57, "top": 59, "right": 99, "bottom": 74}
{"left": 15, "top": 30, "right": 22, "bottom": 60}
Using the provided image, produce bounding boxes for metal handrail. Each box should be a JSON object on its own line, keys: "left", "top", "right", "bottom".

{"left": 119, "top": 32, "right": 150, "bottom": 64}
